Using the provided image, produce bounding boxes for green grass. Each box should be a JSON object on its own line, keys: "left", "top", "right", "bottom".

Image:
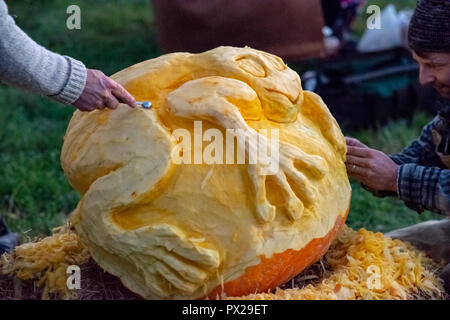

{"left": 0, "top": 0, "right": 442, "bottom": 240}
{"left": 0, "top": 88, "right": 79, "bottom": 237}
{"left": 0, "top": 0, "right": 160, "bottom": 239}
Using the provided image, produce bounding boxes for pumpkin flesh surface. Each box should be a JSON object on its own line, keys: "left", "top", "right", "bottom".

{"left": 61, "top": 46, "right": 351, "bottom": 299}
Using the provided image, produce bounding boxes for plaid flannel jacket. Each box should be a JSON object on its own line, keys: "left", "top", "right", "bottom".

{"left": 369, "top": 100, "right": 450, "bottom": 216}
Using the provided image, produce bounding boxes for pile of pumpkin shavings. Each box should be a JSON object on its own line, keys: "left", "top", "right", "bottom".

{"left": 0, "top": 225, "right": 446, "bottom": 300}
{"left": 0, "top": 224, "right": 90, "bottom": 300}
{"left": 230, "top": 226, "right": 446, "bottom": 300}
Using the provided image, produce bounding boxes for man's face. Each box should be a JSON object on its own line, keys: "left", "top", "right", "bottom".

{"left": 412, "top": 51, "right": 450, "bottom": 99}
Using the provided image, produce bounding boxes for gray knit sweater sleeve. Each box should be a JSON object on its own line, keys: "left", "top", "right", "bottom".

{"left": 0, "top": 0, "right": 87, "bottom": 104}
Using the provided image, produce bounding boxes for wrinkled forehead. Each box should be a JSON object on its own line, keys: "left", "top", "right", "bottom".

{"left": 413, "top": 50, "right": 450, "bottom": 65}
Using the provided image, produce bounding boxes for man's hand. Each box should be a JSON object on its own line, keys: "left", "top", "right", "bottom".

{"left": 73, "top": 69, "right": 136, "bottom": 112}
{"left": 345, "top": 137, "right": 399, "bottom": 192}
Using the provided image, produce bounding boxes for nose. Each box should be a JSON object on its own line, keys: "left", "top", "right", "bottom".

{"left": 419, "top": 64, "right": 435, "bottom": 86}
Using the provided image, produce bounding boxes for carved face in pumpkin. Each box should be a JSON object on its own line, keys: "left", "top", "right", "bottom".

{"left": 61, "top": 46, "right": 351, "bottom": 299}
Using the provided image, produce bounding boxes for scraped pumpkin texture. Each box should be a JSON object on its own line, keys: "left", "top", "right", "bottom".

{"left": 61, "top": 46, "right": 351, "bottom": 299}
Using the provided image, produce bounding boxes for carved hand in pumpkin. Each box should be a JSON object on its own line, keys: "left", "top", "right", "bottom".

{"left": 166, "top": 76, "right": 328, "bottom": 223}
{"left": 61, "top": 47, "right": 351, "bottom": 299}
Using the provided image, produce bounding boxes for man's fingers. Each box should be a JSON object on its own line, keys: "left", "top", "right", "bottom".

{"left": 95, "top": 101, "right": 107, "bottom": 110}
{"left": 345, "top": 163, "right": 367, "bottom": 180}
{"left": 345, "top": 162, "right": 360, "bottom": 174}
{"left": 346, "top": 155, "right": 369, "bottom": 167}
{"left": 73, "top": 69, "right": 138, "bottom": 112}
{"left": 347, "top": 146, "right": 372, "bottom": 158}
{"left": 345, "top": 137, "right": 368, "bottom": 148}
{"left": 111, "top": 81, "right": 136, "bottom": 107}
{"left": 348, "top": 172, "right": 367, "bottom": 183}
{"left": 104, "top": 94, "right": 120, "bottom": 110}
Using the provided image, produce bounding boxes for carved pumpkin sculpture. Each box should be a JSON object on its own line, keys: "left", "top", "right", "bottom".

{"left": 61, "top": 46, "right": 351, "bottom": 299}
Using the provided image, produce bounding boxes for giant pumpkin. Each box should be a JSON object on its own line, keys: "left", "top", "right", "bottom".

{"left": 61, "top": 46, "right": 351, "bottom": 300}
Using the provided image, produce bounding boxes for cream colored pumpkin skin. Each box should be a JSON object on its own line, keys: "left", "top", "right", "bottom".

{"left": 61, "top": 46, "right": 351, "bottom": 299}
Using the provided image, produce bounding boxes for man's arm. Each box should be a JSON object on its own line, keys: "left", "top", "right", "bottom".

{"left": 0, "top": 0, "right": 86, "bottom": 104}
{"left": 0, "top": 1, "right": 136, "bottom": 110}
{"left": 396, "top": 164, "right": 450, "bottom": 215}
{"left": 389, "top": 116, "right": 443, "bottom": 167}
{"left": 346, "top": 137, "right": 450, "bottom": 216}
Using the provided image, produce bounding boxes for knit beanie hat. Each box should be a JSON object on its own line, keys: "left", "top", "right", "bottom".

{"left": 408, "top": 0, "right": 450, "bottom": 53}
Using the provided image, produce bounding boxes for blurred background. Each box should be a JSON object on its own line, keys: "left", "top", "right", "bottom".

{"left": 0, "top": 0, "right": 443, "bottom": 241}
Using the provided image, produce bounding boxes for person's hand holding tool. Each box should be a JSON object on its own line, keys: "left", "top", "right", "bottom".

{"left": 74, "top": 69, "right": 137, "bottom": 111}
